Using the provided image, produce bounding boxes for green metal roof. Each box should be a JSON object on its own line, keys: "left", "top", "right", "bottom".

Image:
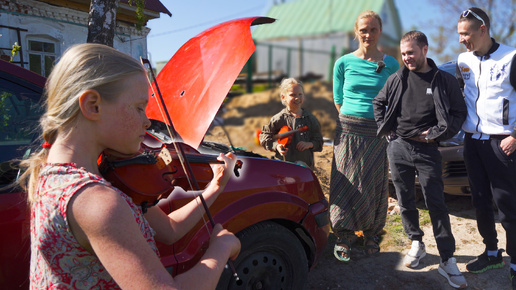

{"left": 253, "top": 0, "right": 400, "bottom": 41}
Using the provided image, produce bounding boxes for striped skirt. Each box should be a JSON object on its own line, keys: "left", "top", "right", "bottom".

{"left": 329, "top": 114, "right": 388, "bottom": 238}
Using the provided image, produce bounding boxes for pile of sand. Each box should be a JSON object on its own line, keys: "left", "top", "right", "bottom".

{"left": 205, "top": 80, "right": 337, "bottom": 197}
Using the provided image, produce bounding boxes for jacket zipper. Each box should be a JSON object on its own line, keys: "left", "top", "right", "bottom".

{"left": 474, "top": 57, "right": 483, "bottom": 138}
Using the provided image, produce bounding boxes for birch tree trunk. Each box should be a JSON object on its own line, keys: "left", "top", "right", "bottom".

{"left": 87, "top": 0, "right": 119, "bottom": 47}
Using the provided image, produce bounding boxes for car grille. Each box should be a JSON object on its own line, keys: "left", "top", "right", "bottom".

{"left": 442, "top": 161, "right": 467, "bottom": 178}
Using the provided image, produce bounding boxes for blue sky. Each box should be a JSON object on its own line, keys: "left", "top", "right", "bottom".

{"left": 146, "top": 0, "right": 444, "bottom": 65}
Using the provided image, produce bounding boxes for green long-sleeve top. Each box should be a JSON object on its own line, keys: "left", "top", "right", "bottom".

{"left": 333, "top": 53, "right": 399, "bottom": 119}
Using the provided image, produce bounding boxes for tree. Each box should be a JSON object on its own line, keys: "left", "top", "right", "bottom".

{"left": 86, "top": 0, "right": 146, "bottom": 47}
{"left": 429, "top": 0, "right": 516, "bottom": 63}
{"left": 87, "top": 0, "right": 119, "bottom": 47}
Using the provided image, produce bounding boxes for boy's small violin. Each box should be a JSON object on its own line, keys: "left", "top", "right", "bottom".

{"left": 274, "top": 125, "right": 309, "bottom": 146}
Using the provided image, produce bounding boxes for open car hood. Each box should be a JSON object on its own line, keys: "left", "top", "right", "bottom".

{"left": 146, "top": 16, "right": 275, "bottom": 149}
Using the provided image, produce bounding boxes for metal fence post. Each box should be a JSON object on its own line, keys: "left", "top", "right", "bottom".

{"left": 268, "top": 44, "right": 272, "bottom": 88}
{"left": 287, "top": 47, "right": 291, "bottom": 77}
{"left": 246, "top": 53, "right": 254, "bottom": 93}
{"left": 329, "top": 45, "right": 336, "bottom": 83}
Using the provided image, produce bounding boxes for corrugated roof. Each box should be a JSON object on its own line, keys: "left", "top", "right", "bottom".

{"left": 253, "top": 0, "right": 391, "bottom": 40}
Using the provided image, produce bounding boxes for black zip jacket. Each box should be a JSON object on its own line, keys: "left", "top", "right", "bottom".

{"left": 373, "top": 58, "right": 467, "bottom": 142}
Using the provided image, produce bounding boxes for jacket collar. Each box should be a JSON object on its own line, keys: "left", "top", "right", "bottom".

{"left": 473, "top": 38, "right": 499, "bottom": 59}
{"left": 280, "top": 108, "right": 307, "bottom": 117}
{"left": 397, "top": 57, "right": 438, "bottom": 78}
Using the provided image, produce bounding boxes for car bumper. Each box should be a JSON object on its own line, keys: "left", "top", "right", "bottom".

{"left": 301, "top": 199, "right": 330, "bottom": 269}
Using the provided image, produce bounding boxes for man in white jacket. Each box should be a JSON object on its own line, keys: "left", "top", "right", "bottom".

{"left": 457, "top": 7, "right": 516, "bottom": 289}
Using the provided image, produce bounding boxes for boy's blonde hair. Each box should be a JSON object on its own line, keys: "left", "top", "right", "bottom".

{"left": 279, "top": 78, "right": 304, "bottom": 106}
{"left": 19, "top": 43, "right": 145, "bottom": 203}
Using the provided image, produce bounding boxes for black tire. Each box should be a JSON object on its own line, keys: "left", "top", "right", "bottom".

{"left": 216, "top": 221, "right": 308, "bottom": 290}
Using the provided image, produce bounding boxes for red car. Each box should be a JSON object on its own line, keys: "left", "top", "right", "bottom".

{"left": 0, "top": 56, "right": 329, "bottom": 288}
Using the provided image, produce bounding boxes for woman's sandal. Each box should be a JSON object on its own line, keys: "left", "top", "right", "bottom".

{"left": 364, "top": 236, "right": 381, "bottom": 256}
{"left": 333, "top": 238, "right": 352, "bottom": 262}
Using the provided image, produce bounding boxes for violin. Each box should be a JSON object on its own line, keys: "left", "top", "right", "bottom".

{"left": 98, "top": 132, "right": 242, "bottom": 212}
{"left": 274, "top": 125, "right": 309, "bottom": 146}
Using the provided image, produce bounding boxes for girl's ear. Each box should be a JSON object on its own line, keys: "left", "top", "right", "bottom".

{"left": 79, "top": 89, "right": 102, "bottom": 120}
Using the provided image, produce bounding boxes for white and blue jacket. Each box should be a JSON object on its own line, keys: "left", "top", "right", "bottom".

{"left": 458, "top": 40, "right": 516, "bottom": 139}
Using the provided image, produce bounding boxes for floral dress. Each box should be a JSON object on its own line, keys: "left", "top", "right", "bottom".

{"left": 30, "top": 163, "right": 158, "bottom": 289}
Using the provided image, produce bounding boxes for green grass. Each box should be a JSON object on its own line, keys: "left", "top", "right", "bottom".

{"left": 381, "top": 208, "right": 431, "bottom": 252}
{"left": 252, "top": 84, "right": 269, "bottom": 93}
{"left": 419, "top": 209, "right": 431, "bottom": 227}
{"left": 230, "top": 83, "right": 272, "bottom": 94}
{"left": 382, "top": 214, "right": 407, "bottom": 250}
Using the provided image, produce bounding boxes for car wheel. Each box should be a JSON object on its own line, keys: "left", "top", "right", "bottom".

{"left": 216, "top": 221, "right": 308, "bottom": 290}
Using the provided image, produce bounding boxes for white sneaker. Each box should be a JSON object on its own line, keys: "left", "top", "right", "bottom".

{"left": 438, "top": 257, "right": 468, "bottom": 289}
{"left": 403, "top": 240, "right": 426, "bottom": 268}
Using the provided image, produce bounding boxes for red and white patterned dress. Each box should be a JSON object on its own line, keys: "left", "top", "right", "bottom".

{"left": 30, "top": 163, "right": 159, "bottom": 289}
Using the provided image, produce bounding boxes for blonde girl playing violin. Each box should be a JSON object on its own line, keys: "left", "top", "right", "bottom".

{"left": 18, "top": 43, "right": 240, "bottom": 289}
{"left": 259, "top": 78, "right": 323, "bottom": 168}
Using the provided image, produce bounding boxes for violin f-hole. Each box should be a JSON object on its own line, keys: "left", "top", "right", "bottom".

{"left": 162, "top": 167, "right": 178, "bottom": 183}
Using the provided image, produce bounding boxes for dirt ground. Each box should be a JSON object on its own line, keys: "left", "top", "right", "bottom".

{"left": 205, "top": 82, "right": 512, "bottom": 290}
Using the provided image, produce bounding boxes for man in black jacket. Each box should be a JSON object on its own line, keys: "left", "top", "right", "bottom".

{"left": 373, "top": 31, "right": 467, "bottom": 289}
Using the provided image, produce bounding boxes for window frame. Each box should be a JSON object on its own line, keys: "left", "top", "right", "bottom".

{"left": 27, "top": 38, "right": 58, "bottom": 77}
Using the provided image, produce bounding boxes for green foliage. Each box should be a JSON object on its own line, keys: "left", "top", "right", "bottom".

{"left": 230, "top": 83, "right": 269, "bottom": 94}
{"left": 0, "top": 92, "right": 11, "bottom": 129}
{"left": 253, "top": 84, "right": 269, "bottom": 93}
{"left": 10, "top": 42, "right": 21, "bottom": 63}
{"left": 421, "top": 0, "right": 516, "bottom": 63}
{"left": 230, "top": 84, "right": 243, "bottom": 91}
{"left": 128, "top": 0, "right": 146, "bottom": 30}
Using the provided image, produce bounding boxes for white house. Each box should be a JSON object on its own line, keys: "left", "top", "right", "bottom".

{"left": 0, "top": 0, "right": 171, "bottom": 76}
{"left": 251, "top": 0, "right": 402, "bottom": 81}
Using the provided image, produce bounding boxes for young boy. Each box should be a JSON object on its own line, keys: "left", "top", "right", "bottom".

{"left": 259, "top": 78, "right": 323, "bottom": 168}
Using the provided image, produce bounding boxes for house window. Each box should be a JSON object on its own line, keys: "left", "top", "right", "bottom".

{"left": 28, "top": 40, "right": 56, "bottom": 77}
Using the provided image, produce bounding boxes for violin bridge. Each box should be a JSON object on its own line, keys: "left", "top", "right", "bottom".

{"left": 159, "top": 147, "right": 173, "bottom": 166}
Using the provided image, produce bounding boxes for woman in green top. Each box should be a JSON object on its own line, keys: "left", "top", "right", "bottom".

{"left": 330, "top": 10, "right": 399, "bottom": 262}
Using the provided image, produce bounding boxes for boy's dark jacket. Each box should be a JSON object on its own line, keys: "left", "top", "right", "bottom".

{"left": 373, "top": 58, "right": 467, "bottom": 141}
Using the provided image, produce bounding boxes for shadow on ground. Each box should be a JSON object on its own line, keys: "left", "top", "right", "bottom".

{"left": 307, "top": 195, "right": 512, "bottom": 290}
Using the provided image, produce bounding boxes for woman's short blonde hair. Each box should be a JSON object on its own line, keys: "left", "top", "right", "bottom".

{"left": 279, "top": 78, "right": 304, "bottom": 106}
{"left": 19, "top": 43, "right": 145, "bottom": 203}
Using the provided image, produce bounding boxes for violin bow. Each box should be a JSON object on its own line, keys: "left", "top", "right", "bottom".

{"left": 140, "top": 58, "right": 239, "bottom": 281}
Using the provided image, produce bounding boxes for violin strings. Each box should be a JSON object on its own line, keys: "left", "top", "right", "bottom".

{"left": 141, "top": 58, "right": 211, "bottom": 234}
